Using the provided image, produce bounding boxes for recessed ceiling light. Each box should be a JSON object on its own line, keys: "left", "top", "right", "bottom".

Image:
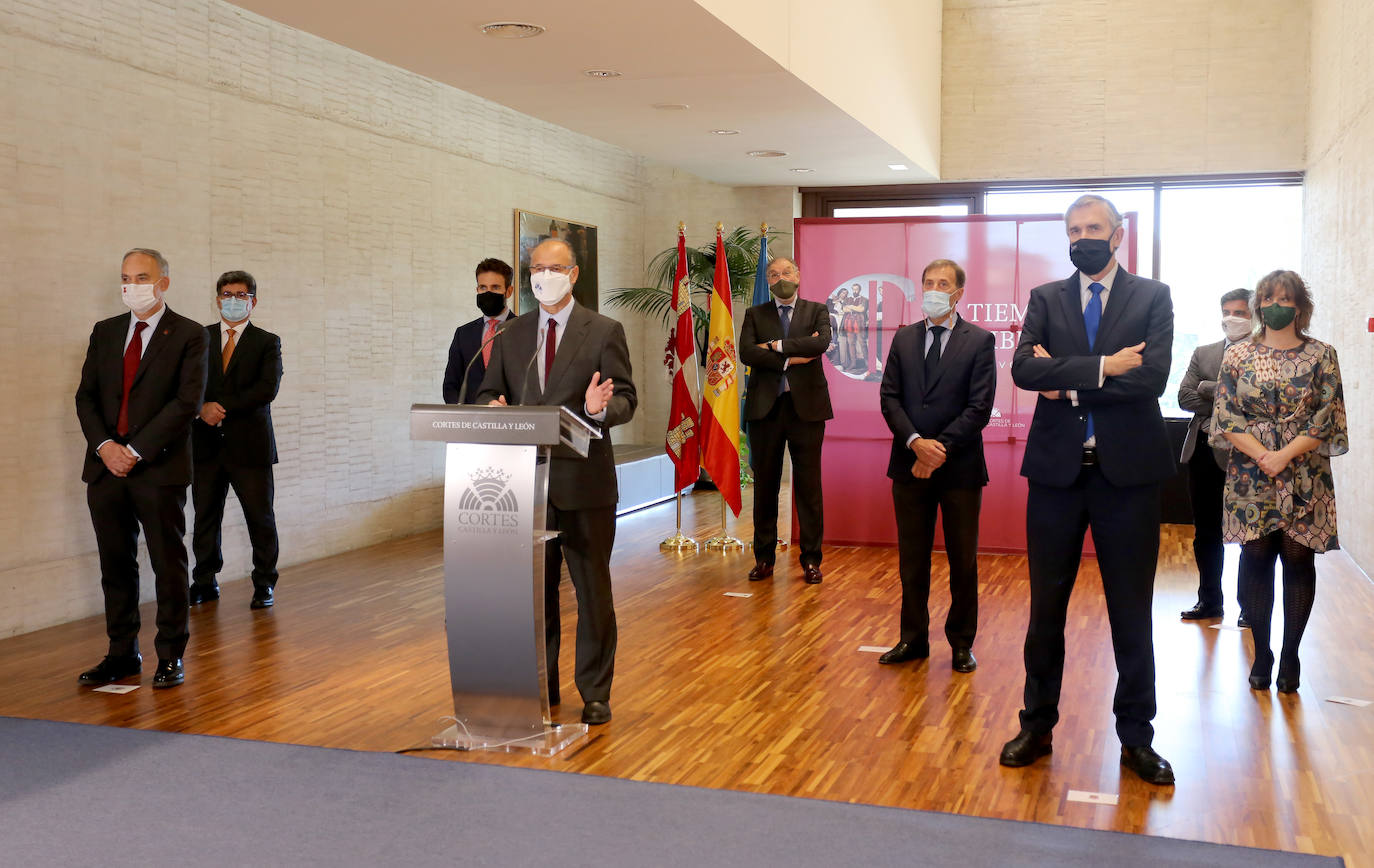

{"left": 888, "top": 163, "right": 909, "bottom": 171}
{"left": 584, "top": 69, "right": 621, "bottom": 78}
{"left": 653, "top": 103, "right": 690, "bottom": 111}
{"left": 789, "top": 168, "right": 814, "bottom": 174}
{"left": 710, "top": 129, "right": 740, "bottom": 136}
{"left": 747, "top": 150, "right": 788, "bottom": 158}
{"left": 479, "top": 22, "right": 546, "bottom": 39}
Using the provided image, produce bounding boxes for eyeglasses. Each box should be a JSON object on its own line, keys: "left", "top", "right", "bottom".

{"left": 530, "top": 265, "right": 574, "bottom": 275}
{"left": 218, "top": 291, "right": 254, "bottom": 301}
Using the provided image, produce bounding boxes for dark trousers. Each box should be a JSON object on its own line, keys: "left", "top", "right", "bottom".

{"left": 191, "top": 459, "right": 279, "bottom": 590}
{"left": 1186, "top": 447, "right": 1226, "bottom": 609}
{"left": 748, "top": 393, "right": 825, "bottom": 567}
{"left": 544, "top": 504, "right": 617, "bottom": 703}
{"left": 891, "top": 479, "right": 981, "bottom": 651}
{"left": 86, "top": 473, "right": 190, "bottom": 661}
{"left": 1020, "top": 467, "right": 1160, "bottom": 747}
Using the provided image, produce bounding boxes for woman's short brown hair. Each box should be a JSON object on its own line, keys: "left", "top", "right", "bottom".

{"left": 1254, "top": 269, "right": 1314, "bottom": 340}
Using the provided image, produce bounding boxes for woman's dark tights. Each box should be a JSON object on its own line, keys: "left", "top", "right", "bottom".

{"left": 1239, "top": 531, "right": 1317, "bottom": 684}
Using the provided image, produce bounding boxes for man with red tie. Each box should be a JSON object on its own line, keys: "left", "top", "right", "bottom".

{"left": 476, "top": 238, "right": 636, "bottom": 726}
{"left": 75, "top": 249, "right": 208, "bottom": 688}
{"left": 443, "top": 258, "right": 518, "bottom": 404}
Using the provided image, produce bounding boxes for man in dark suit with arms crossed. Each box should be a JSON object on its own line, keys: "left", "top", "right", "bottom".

{"left": 443, "top": 258, "right": 518, "bottom": 404}
{"left": 739, "top": 256, "right": 833, "bottom": 584}
{"left": 878, "top": 259, "right": 996, "bottom": 673}
{"left": 476, "top": 238, "right": 636, "bottom": 726}
{"left": 75, "top": 248, "right": 208, "bottom": 688}
{"left": 999, "top": 195, "right": 1177, "bottom": 785}
{"left": 190, "top": 270, "right": 284, "bottom": 610}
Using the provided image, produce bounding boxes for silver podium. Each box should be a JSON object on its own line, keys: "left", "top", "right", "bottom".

{"left": 410, "top": 404, "right": 600, "bottom": 755}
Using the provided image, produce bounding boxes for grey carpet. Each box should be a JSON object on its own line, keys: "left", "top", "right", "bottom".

{"left": 0, "top": 716, "right": 1342, "bottom": 867}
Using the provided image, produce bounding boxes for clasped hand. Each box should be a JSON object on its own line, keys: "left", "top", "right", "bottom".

{"left": 1256, "top": 449, "right": 1291, "bottom": 477}
{"left": 98, "top": 441, "right": 138, "bottom": 477}
{"left": 200, "top": 401, "right": 227, "bottom": 426}
{"left": 911, "top": 437, "right": 946, "bottom": 478}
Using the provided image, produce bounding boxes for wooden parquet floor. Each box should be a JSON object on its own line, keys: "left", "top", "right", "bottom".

{"left": 1, "top": 485, "right": 1371, "bottom": 864}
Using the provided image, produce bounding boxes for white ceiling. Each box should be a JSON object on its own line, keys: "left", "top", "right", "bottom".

{"left": 228, "top": 0, "right": 933, "bottom": 186}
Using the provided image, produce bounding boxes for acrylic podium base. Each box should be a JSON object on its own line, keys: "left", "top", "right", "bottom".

{"left": 431, "top": 722, "right": 589, "bottom": 756}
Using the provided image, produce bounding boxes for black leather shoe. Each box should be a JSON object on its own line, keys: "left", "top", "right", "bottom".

{"left": 1180, "top": 603, "right": 1223, "bottom": 620}
{"left": 188, "top": 580, "right": 220, "bottom": 604}
{"left": 802, "top": 565, "right": 823, "bottom": 584}
{"left": 250, "top": 587, "right": 274, "bottom": 609}
{"left": 1237, "top": 615, "right": 1251, "bottom": 629}
{"left": 151, "top": 659, "right": 184, "bottom": 688}
{"left": 1248, "top": 674, "right": 1271, "bottom": 690}
{"left": 1121, "top": 745, "right": 1174, "bottom": 785}
{"left": 1276, "top": 659, "right": 1300, "bottom": 693}
{"left": 878, "top": 641, "right": 929, "bottom": 665}
{"left": 581, "top": 701, "right": 611, "bottom": 725}
{"left": 78, "top": 654, "right": 142, "bottom": 685}
{"left": 747, "top": 562, "right": 774, "bottom": 581}
{"left": 952, "top": 648, "right": 978, "bottom": 673}
{"left": 999, "top": 730, "right": 1052, "bottom": 767}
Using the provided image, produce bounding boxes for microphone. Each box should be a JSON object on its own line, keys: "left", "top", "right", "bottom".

{"left": 517, "top": 324, "right": 548, "bottom": 406}
{"left": 457, "top": 318, "right": 513, "bottom": 405}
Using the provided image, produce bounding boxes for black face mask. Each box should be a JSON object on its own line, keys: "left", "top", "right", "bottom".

{"left": 1069, "top": 238, "right": 1114, "bottom": 276}
{"left": 476, "top": 291, "right": 507, "bottom": 317}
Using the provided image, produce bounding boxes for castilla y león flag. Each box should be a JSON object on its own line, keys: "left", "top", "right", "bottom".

{"left": 664, "top": 226, "right": 700, "bottom": 492}
{"left": 699, "top": 224, "right": 742, "bottom": 516}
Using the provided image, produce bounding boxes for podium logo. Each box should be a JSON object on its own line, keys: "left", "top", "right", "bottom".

{"left": 459, "top": 467, "right": 518, "bottom": 513}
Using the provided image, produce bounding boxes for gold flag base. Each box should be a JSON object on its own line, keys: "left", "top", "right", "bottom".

{"left": 660, "top": 532, "right": 698, "bottom": 551}
{"left": 703, "top": 494, "right": 743, "bottom": 550}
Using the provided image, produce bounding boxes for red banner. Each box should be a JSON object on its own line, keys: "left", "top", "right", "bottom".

{"left": 794, "top": 214, "right": 1137, "bottom": 553}
{"left": 700, "top": 224, "right": 742, "bottom": 515}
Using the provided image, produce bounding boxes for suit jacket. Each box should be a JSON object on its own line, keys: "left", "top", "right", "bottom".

{"left": 75, "top": 307, "right": 208, "bottom": 485}
{"left": 739, "top": 298, "right": 834, "bottom": 422}
{"left": 443, "top": 311, "right": 516, "bottom": 404}
{"left": 1177, "top": 339, "right": 1229, "bottom": 469}
{"left": 192, "top": 321, "right": 283, "bottom": 467}
{"left": 1011, "top": 269, "right": 1175, "bottom": 488}
{"left": 880, "top": 317, "right": 997, "bottom": 488}
{"left": 474, "top": 303, "right": 636, "bottom": 510}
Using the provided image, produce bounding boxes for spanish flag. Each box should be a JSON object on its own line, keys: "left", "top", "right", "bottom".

{"left": 699, "top": 223, "right": 742, "bottom": 516}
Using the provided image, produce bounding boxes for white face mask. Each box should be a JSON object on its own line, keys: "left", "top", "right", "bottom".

{"left": 531, "top": 270, "right": 573, "bottom": 307}
{"left": 1222, "top": 315, "right": 1252, "bottom": 342}
{"left": 121, "top": 282, "right": 160, "bottom": 315}
{"left": 922, "top": 290, "right": 954, "bottom": 320}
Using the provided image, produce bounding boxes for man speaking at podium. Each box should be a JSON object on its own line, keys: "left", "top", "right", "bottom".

{"left": 476, "top": 238, "right": 636, "bottom": 726}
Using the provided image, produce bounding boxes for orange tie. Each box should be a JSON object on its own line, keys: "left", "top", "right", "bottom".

{"left": 222, "top": 328, "right": 237, "bottom": 372}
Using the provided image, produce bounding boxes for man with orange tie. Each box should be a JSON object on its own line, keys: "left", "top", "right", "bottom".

{"left": 443, "top": 258, "right": 518, "bottom": 404}
{"left": 190, "top": 271, "right": 284, "bottom": 610}
{"left": 76, "top": 248, "right": 207, "bottom": 688}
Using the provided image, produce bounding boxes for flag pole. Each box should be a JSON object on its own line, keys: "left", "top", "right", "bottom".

{"left": 703, "top": 493, "right": 742, "bottom": 550}
{"left": 660, "top": 489, "right": 697, "bottom": 551}
{"left": 661, "top": 221, "right": 699, "bottom": 552}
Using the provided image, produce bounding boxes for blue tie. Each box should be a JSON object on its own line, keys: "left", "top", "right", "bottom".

{"left": 1083, "top": 282, "right": 1104, "bottom": 441}
{"left": 778, "top": 305, "right": 793, "bottom": 394}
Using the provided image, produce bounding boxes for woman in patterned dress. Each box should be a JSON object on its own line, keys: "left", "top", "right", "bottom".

{"left": 1211, "top": 270, "right": 1347, "bottom": 693}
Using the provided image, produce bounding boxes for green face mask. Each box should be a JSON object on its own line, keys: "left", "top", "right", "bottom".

{"left": 1260, "top": 302, "right": 1297, "bottom": 330}
{"left": 770, "top": 279, "right": 799, "bottom": 300}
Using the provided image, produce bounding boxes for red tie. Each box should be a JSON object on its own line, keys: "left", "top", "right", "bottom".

{"left": 117, "top": 321, "right": 148, "bottom": 437}
{"left": 482, "top": 318, "right": 497, "bottom": 365}
{"left": 544, "top": 319, "right": 558, "bottom": 386}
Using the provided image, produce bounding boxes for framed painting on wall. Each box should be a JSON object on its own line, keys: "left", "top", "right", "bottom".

{"left": 514, "top": 210, "right": 599, "bottom": 313}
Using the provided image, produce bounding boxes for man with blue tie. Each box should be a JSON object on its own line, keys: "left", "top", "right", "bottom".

{"left": 739, "top": 257, "right": 833, "bottom": 585}
{"left": 999, "top": 195, "right": 1178, "bottom": 785}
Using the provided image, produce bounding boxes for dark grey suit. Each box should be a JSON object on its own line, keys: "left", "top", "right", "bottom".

{"left": 475, "top": 302, "right": 636, "bottom": 702}
{"left": 1178, "top": 338, "right": 1230, "bottom": 610}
